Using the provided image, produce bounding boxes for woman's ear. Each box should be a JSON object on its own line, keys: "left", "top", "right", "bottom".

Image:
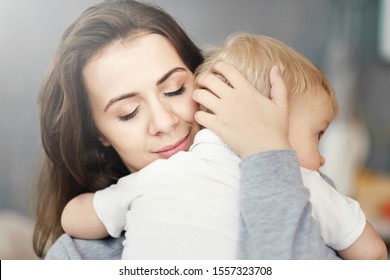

{"left": 98, "top": 134, "right": 111, "bottom": 147}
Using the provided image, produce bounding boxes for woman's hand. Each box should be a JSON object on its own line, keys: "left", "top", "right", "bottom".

{"left": 193, "top": 61, "right": 291, "bottom": 158}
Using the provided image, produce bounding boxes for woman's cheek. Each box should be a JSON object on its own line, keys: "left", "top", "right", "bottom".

{"left": 182, "top": 94, "right": 200, "bottom": 121}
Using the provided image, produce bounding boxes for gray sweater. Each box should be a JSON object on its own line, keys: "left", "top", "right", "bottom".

{"left": 45, "top": 150, "right": 339, "bottom": 260}
{"left": 239, "top": 150, "right": 338, "bottom": 259}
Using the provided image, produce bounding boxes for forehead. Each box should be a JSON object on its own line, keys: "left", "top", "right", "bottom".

{"left": 85, "top": 33, "right": 181, "bottom": 73}
{"left": 292, "top": 87, "right": 336, "bottom": 120}
{"left": 308, "top": 88, "right": 335, "bottom": 121}
{"left": 82, "top": 33, "right": 187, "bottom": 105}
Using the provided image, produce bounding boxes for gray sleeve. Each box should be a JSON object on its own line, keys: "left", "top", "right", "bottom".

{"left": 45, "top": 233, "right": 124, "bottom": 260}
{"left": 238, "top": 150, "right": 340, "bottom": 259}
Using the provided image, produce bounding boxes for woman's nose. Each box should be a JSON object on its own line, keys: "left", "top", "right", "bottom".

{"left": 148, "top": 101, "right": 178, "bottom": 135}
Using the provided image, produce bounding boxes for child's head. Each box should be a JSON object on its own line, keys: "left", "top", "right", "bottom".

{"left": 196, "top": 33, "right": 338, "bottom": 171}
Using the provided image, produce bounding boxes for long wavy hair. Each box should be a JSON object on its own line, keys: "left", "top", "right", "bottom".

{"left": 32, "top": 0, "right": 203, "bottom": 258}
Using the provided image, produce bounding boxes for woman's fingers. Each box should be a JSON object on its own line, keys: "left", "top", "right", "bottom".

{"left": 269, "top": 65, "right": 288, "bottom": 112}
{"left": 194, "top": 63, "right": 291, "bottom": 158}
{"left": 209, "top": 61, "right": 249, "bottom": 92}
{"left": 194, "top": 110, "right": 219, "bottom": 131}
{"left": 193, "top": 88, "right": 221, "bottom": 114}
{"left": 196, "top": 72, "right": 232, "bottom": 99}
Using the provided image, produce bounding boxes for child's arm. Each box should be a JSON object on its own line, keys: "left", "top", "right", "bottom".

{"left": 301, "top": 167, "right": 387, "bottom": 259}
{"left": 338, "top": 222, "right": 388, "bottom": 260}
{"left": 61, "top": 193, "right": 109, "bottom": 239}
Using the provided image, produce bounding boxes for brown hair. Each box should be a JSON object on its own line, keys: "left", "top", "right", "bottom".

{"left": 196, "top": 33, "right": 338, "bottom": 114}
{"left": 33, "top": 0, "right": 203, "bottom": 258}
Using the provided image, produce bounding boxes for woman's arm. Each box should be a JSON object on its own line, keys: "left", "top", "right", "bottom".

{"left": 61, "top": 193, "right": 109, "bottom": 239}
{"left": 239, "top": 151, "right": 339, "bottom": 259}
{"left": 45, "top": 233, "right": 124, "bottom": 260}
{"left": 194, "top": 63, "right": 339, "bottom": 259}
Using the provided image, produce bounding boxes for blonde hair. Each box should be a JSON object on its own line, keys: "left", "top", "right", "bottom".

{"left": 196, "top": 33, "right": 338, "bottom": 114}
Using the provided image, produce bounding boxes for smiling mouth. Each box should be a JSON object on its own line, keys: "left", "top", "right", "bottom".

{"left": 155, "top": 131, "right": 191, "bottom": 159}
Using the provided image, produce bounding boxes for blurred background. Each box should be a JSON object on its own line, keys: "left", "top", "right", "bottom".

{"left": 0, "top": 0, "right": 389, "bottom": 259}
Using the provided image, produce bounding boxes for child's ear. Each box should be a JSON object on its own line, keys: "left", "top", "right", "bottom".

{"left": 98, "top": 135, "right": 111, "bottom": 147}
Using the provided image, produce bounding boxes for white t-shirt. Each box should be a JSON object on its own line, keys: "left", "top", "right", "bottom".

{"left": 300, "top": 168, "right": 366, "bottom": 250}
{"left": 94, "top": 129, "right": 366, "bottom": 259}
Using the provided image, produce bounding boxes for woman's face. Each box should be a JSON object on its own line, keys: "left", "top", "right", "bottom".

{"left": 83, "top": 34, "right": 201, "bottom": 173}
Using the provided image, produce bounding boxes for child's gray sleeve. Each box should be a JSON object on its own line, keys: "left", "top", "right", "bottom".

{"left": 238, "top": 150, "right": 340, "bottom": 259}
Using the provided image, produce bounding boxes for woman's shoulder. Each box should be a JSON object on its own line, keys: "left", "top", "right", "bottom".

{"left": 45, "top": 233, "right": 124, "bottom": 260}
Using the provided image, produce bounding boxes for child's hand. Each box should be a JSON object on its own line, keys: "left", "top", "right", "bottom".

{"left": 193, "top": 62, "right": 291, "bottom": 158}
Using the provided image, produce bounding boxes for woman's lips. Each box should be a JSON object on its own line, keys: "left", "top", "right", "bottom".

{"left": 155, "top": 133, "right": 191, "bottom": 159}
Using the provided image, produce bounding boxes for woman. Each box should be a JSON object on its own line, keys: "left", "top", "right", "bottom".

{"left": 33, "top": 0, "right": 338, "bottom": 259}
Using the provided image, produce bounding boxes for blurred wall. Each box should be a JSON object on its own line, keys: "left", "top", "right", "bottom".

{"left": 0, "top": 0, "right": 98, "bottom": 217}
{"left": 0, "top": 0, "right": 389, "bottom": 219}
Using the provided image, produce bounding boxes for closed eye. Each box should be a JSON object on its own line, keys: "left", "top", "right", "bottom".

{"left": 119, "top": 105, "right": 140, "bottom": 122}
{"left": 164, "top": 85, "right": 186, "bottom": 97}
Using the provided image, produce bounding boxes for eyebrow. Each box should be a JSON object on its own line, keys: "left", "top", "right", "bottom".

{"left": 104, "top": 67, "right": 186, "bottom": 112}
{"left": 156, "top": 67, "right": 186, "bottom": 86}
